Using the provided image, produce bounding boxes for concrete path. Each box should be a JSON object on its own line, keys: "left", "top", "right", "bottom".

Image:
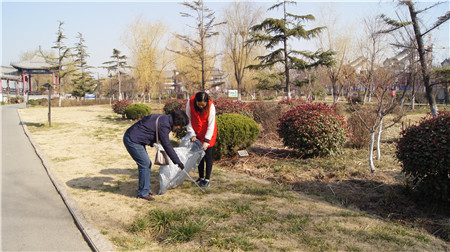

{"left": 1, "top": 104, "right": 93, "bottom": 251}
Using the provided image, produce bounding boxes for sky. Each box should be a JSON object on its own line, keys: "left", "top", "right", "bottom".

{"left": 1, "top": 0, "right": 449, "bottom": 78}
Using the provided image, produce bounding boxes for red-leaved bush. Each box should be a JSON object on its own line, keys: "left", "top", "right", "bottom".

{"left": 277, "top": 103, "right": 348, "bottom": 156}
{"left": 163, "top": 98, "right": 187, "bottom": 115}
{"left": 278, "top": 98, "right": 306, "bottom": 106}
{"left": 112, "top": 99, "right": 132, "bottom": 118}
{"left": 396, "top": 111, "right": 449, "bottom": 201}
{"left": 214, "top": 98, "right": 253, "bottom": 119}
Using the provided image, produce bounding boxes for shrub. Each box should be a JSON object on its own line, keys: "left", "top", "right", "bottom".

{"left": 251, "top": 101, "right": 287, "bottom": 140}
{"left": 278, "top": 98, "right": 305, "bottom": 106}
{"left": 396, "top": 111, "right": 450, "bottom": 201}
{"left": 163, "top": 98, "right": 188, "bottom": 139}
{"left": 214, "top": 98, "right": 253, "bottom": 119}
{"left": 347, "top": 107, "right": 376, "bottom": 149}
{"left": 27, "top": 99, "right": 40, "bottom": 106}
{"left": 9, "top": 96, "right": 23, "bottom": 104}
{"left": 163, "top": 98, "right": 187, "bottom": 114}
{"left": 277, "top": 103, "right": 348, "bottom": 156}
{"left": 214, "top": 113, "right": 260, "bottom": 159}
{"left": 112, "top": 99, "right": 132, "bottom": 118}
{"left": 125, "top": 103, "right": 152, "bottom": 120}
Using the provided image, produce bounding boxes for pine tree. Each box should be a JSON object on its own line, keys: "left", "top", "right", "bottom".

{"left": 247, "top": 0, "right": 334, "bottom": 98}
{"left": 50, "top": 21, "right": 75, "bottom": 106}
{"left": 102, "top": 49, "right": 129, "bottom": 100}
{"left": 71, "top": 32, "right": 95, "bottom": 97}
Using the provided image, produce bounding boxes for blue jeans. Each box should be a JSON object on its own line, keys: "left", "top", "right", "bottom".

{"left": 123, "top": 134, "right": 152, "bottom": 197}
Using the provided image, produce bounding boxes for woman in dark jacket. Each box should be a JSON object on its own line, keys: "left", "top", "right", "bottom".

{"left": 123, "top": 110, "right": 188, "bottom": 201}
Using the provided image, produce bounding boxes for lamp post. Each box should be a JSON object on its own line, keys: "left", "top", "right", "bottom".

{"left": 43, "top": 83, "right": 52, "bottom": 126}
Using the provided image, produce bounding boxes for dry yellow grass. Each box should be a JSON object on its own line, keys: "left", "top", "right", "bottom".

{"left": 18, "top": 104, "right": 449, "bottom": 251}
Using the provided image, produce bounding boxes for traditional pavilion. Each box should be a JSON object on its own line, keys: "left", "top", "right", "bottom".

{"left": 10, "top": 52, "right": 59, "bottom": 103}
{"left": 1, "top": 66, "right": 22, "bottom": 102}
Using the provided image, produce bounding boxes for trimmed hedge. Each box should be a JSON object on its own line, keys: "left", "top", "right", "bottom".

{"left": 396, "top": 111, "right": 450, "bottom": 201}
{"left": 125, "top": 103, "right": 152, "bottom": 120}
{"left": 163, "top": 98, "right": 187, "bottom": 115}
{"left": 214, "top": 113, "right": 260, "bottom": 159}
{"left": 112, "top": 99, "right": 132, "bottom": 118}
{"left": 214, "top": 98, "right": 254, "bottom": 119}
{"left": 278, "top": 103, "right": 348, "bottom": 156}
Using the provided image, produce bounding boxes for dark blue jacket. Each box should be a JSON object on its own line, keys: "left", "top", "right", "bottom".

{"left": 125, "top": 114, "right": 181, "bottom": 165}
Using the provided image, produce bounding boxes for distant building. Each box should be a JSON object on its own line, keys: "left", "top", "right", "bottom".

{"left": 1, "top": 66, "right": 22, "bottom": 102}
{"left": 441, "top": 58, "right": 450, "bottom": 68}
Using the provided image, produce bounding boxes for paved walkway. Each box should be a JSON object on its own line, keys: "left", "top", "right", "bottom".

{"left": 1, "top": 104, "right": 94, "bottom": 251}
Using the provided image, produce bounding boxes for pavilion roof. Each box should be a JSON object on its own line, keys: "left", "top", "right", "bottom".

{"left": 1, "top": 66, "right": 21, "bottom": 81}
{"left": 11, "top": 53, "right": 58, "bottom": 71}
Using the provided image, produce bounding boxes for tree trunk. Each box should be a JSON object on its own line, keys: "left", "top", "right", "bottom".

{"left": 411, "top": 78, "right": 416, "bottom": 110}
{"left": 407, "top": 1, "right": 438, "bottom": 116}
{"left": 376, "top": 119, "right": 383, "bottom": 160}
{"left": 369, "top": 131, "right": 376, "bottom": 173}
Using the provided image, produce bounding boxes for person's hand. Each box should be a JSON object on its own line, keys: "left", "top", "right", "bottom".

{"left": 202, "top": 142, "right": 209, "bottom": 151}
{"left": 176, "top": 162, "right": 184, "bottom": 170}
{"left": 191, "top": 136, "right": 197, "bottom": 142}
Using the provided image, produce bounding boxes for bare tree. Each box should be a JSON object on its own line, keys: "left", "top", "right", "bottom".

{"left": 316, "top": 5, "right": 353, "bottom": 104}
{"left": 222, "top": 1, "right": 263, "bottom": 101}
{"left": 382, "top": 0, "right": 450, "bottom": 116}
{"left": 351, "top": 67, "right": 402, "bottom": 172}
{"left": 358, "top": 15, "right": 388, "bottom": 104}
{"left": 125, "top": 18, "right": 171, "bottom": 103}
{"left": 173, "top": 0, "right": 225, "bottom": 91}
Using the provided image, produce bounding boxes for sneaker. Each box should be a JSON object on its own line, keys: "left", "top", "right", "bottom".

{"left": 200, "top": 179, "right": 210, "bottom": 188}
{"left": 195, "top": 178, "right": 204, "bottom": 184}
{"left": 138, "top": 194, "right": 155, "bottom": 201}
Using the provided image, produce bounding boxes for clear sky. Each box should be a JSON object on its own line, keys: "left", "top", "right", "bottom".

{"left": 1, "top": 0, "right": 449, "bottom": 77}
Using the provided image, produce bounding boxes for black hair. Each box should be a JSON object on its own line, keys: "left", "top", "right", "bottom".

{"left": 171, "top": 110, "right": 189, "bottom": 127}
{"left": 194, "top": 91, "right": 210, "bottom": 113}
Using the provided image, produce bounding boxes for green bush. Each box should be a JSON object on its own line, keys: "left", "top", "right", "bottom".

{"left": 278, "top": 103, "right": 348, "bottom": 156}
{"left": 112, "top": 99, "right": 132, "bottom": 118}
{"left": 396, "top": 111, "right": 450, "bottom": 201}
{"left": 27, "top": 99, "right": 40, "bottom": 106}
{"left": 214, "top": 113, "right": 260, "bottom": 159}
{"left": 163, "top": 98, "right": 188, "bottom": 139}
{"left": 125, "top": 103, "right": 152, "bottom": 120}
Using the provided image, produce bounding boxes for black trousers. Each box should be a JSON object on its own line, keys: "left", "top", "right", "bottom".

{"left": 198, "top": 146, "right": 213, "bottom": 180}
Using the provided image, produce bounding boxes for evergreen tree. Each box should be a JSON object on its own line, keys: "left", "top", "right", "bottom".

{"left": 247, "top": 0, "right": 334, "bottom": 98}
{"left": 49, "top": 21, "right": 75, "bottom": 106}
{"left": 71, "top": 32, "right": 95, "bottom": 97}
{"left": 102, "top": 48, "right": 129, "bottom": 100}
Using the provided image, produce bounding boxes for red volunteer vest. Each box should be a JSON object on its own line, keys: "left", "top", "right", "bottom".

{"left": 189, "top": 95, "right": 218, "bottom": 147}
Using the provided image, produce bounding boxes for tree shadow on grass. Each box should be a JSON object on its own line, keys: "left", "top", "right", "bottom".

{"left": 292, "top": 177, "right": 450, "bottom": 242}
{"left": 20, "top": 121, "right": 45, "bottom": 127}
{"left": 66, "top": 167, "right": 162, "bottom": 198}
{"left": 228, "top": 144, "right": 450, "bottom": 242}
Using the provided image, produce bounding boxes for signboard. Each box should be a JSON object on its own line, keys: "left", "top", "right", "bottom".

{"left": 237, "top": 150, "right": 249, "bottom": 157}
{"left": 85, "top": 93, "right": 96, "bottom": 99}
{"left": 228, "top": 90, "right": 238, "bottom": 98}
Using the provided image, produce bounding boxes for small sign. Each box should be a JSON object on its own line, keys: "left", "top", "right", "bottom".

{"left": 237, "top": 150, "right": 249, "bottom": 157}
{"left": 228, "top": 90, "right": 238, "bottom": 98}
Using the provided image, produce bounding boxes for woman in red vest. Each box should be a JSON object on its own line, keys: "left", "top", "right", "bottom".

{"left": 186, "top": 92, "right": 218, "bottom": 188}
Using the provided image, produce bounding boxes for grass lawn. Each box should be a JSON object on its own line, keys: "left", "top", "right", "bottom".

{"left": 18, "top": 103, "right": 449, "bottom": 251}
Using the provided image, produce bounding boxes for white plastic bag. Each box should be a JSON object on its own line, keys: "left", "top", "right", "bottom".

{"left": 157, "top": 134, "right": 205, "bottom": 194}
